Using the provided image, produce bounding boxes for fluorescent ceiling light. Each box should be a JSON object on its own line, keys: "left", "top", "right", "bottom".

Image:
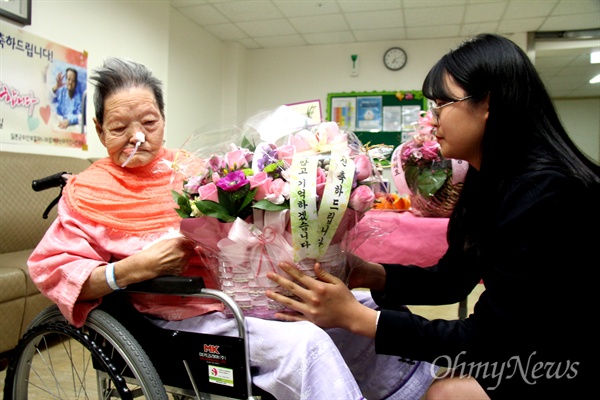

{"left": 590, "top": 74, "right": 600, "bottom": 84}
{"left": 591, "top": 51, "right": 600, "bottom": 64}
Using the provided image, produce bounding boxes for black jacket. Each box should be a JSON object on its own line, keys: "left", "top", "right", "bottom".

{"left": 372, "top": 169, "right": 597, "bottom": 399}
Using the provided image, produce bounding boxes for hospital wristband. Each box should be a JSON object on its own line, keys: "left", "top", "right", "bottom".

{"left": 105, "top": 262, "right": 126, "bottom": 291}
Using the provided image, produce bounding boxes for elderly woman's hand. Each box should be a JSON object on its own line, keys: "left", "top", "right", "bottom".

{"left": 133, "top": 236, "right": 198, "bottom": 279}
{"left": 81, "top": 236, "right": 198, "bottom": 301}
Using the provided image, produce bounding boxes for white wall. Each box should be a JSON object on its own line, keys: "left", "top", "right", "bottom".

{"left": 554, "top": 98, "right": 600, "bottom": 163}
{"left": 1, "top": 3, "right": 596, "bottom": 165}
{"left": 243, "top": 33, "right": 527, "bottom": 121}
{"left": 167, "top": 9, "right": 225, "bottom": 148}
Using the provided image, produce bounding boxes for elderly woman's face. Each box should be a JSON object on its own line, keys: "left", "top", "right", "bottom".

{"left": 95, "top": 86, "right": 165, "bottom": 168}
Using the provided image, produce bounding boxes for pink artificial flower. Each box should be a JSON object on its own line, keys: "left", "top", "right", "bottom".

{"left": 316, "top": 167, "right": 327, "bottom": 199}
{"left": 198, "top": 182, "right": 219, "bottom": 202}
{"left": 417, "top": 111, "right": 435, "bottom": 135}
{"left": 224, "top": 148, "right": 249, "bottom": 170}
{"left": 401, "top": 143, "right": 417, "bottom": 162}
{"left": 290, "top": 129, "right": 315, "bottom": 153}
{"left": 276, "top": 144, "right": 295, "bottom": 167}
{"left": 316, "top": 121, "right": 347, "bottom": 145}
{"left": 209, "top": 155, "right": 224, "bottom": 172}
{"left": 349, "top": 185, "right": 375, "bottom": 212}
{"left": 230, "top": 143, "right": 253, "bottom": 165}
{"left": 421, "top": 140, "right": 440, "bottom": 161}
{"left": 265, "top": 178, "right": 290, "bottom": 205}
{"left": 247, "top": 171, "right": 272, "bottom": 201}
{"left": 354, "top": 153, "right": 372, "bottom": 182}
{"left": 184, "top": 176, "right": 202, "bottom": 194}
{"left": 291, "top": 122, "right": 348, "bottom": 154}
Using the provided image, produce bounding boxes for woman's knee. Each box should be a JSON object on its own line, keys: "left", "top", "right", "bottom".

{"left": 424, "top": 375, "right": 490, "bottom": 400}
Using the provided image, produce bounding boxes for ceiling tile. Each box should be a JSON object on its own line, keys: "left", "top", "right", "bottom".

{"left": 337, "top": 0, "right": 402, "bottom": 13}
{"left": 203, "top": 23, "right": 248, "bottom": 41}
{"left": 181, "top": 4, "right": 228, "bottom": 25}
{"left": 404, "top": 6, "right": 465, "bottom": 27}
{"left": 289, "top": 14, "right": 350, "bottom": 34}
{"left": 303, "top": 31, "right": 356, "bottom": 45}
{"left": 406, "top": 25, "right": 461, "bottom": 39}
{"left": 552, "top": 0, "right": 600, "bottom": 15}
{"left": 402, "top": 0, "right": 466, "bottom": 8}
{"left": 171, "top": 0, "right": 209, "bottom": 6}
{"left": 169, "top": 0, "right": 600, "bottom": 98}
{"left": 354, "top": 28, "right": 406, "bottom": 42}
{"left": 237, "top": 19, "right": 297, "bottom": 37}
{"left": 464, "top": 2, "right": 508, "bottom": 23}
{"left": 274, "top": 0, "right": 341, "bottom": 17}
{"left": 541, "top": 14, "right": 600, "bottom": 31}
{"left": 213, "top": 1, "right": 283, "bottom": 22}
{"left": 497, "top": 17, "right": 545, "bottom": 34}
{"left": 254, "top": 34, "right": 307, "bottom": 48}
{"left": 344, "top": 9, "right": 405, "bottom": 30}
{"left": 460, "top": 22, "right": 500, "bottom": 37}
{"left": 504, "top": 0, "right": 556, "bottom": 19}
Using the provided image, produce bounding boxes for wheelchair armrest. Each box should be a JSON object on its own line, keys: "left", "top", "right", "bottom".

{"left": 124, "top": 276, "right": 205, "bottom": 295}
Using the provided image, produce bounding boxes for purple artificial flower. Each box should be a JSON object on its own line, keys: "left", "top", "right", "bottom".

{"left": 216, "top": 170, "right": 249, "bottom": 192}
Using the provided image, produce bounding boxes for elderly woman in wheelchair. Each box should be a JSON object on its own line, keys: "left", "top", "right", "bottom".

{"left": 5, "top": 57, "right": 436, "bottom": 399}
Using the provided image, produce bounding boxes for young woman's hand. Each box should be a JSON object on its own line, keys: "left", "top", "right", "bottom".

{"left": 265, "top": 262, "right": 378, "bottom": 337}
{"left": 346, "top": 253, "right": 387, "bottom": 291}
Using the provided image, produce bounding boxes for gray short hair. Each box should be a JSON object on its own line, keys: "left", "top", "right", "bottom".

{"left": 90, "top": 57, "right": 165, "bottom": 125}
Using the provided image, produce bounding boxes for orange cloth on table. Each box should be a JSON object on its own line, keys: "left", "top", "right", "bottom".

{"left": 65, "top": 147, "right": 182, "bottom": 233}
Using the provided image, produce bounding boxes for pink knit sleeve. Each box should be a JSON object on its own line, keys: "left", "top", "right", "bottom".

{"left": 28, "top": 196, "right": 109, "bottom": 327}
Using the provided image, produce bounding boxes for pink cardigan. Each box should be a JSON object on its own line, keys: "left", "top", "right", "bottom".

{"left": 28, "top": 189, "right": 223, "bottom": 327}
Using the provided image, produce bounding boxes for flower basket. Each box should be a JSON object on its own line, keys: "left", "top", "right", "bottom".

{"left": 170, "top": 106, "right": 386, "bottom": 319}
{"left": 408, "top": 177, "right": 464, "bottom": 217}
{"left": 390, "top": 111, "right": 467, "bottom": 218}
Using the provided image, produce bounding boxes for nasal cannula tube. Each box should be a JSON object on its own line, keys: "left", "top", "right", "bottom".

{"left": 121, "top": 132, "right": 146, "bottom": 167}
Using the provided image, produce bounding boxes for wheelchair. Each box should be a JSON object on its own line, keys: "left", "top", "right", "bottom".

{"left": 3, "top": 172, "right": 274, "bottom": 400}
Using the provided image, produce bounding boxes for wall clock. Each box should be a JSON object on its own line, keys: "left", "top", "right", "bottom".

{"left": 383, "top": 47, "right": 407, "bottom": 71}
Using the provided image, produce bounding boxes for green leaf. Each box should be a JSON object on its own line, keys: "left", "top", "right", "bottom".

{"left": 241, "top": 136, "right": 256, "bottom": 152}
{"left": 171, "top": 190, "right": 193, "bottom": 217}
{"left": 238, "top": 187, "right": 258, "bottom": 212}
{"left": 217, "top": 187, "right": 237, "bottom": 216}
{"left": 253, "top": 199, "right": 290, "bottom": 211}
{"left": 416, "top": 169, "right": 447, "bottom": 198}
{"left": 403, "top": 164, "right": 421, "bottom": 194}
{"left": 194, "top": 200, "right": 236, "bottom": 222}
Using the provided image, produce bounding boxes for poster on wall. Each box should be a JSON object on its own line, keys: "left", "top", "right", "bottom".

{"left": 0, "top": 23, "right": 88, "bottom": 149}
{"left": 330, "top": 97, "right": 356, "bottom": 131}
{"left": 356, "top": 96, "right": 382, "bottom": 132}
{"left": 286, "top": 100, "right": 322, "bottom": 124}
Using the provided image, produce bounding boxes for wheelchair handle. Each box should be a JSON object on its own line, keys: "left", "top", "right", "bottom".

{"left": 32, "top": 172, "right": 71, "bottom": 219}
{"left": 32, "top": 171, "right": 69, "bottom": 192}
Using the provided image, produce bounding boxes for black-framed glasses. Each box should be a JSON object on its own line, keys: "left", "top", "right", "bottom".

{"left": 428, "top": 95, "right": 473, "bottom": 121}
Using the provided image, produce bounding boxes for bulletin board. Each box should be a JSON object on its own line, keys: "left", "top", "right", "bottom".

{"left": 326, "top": 90, "right": 426, "bottom": 148}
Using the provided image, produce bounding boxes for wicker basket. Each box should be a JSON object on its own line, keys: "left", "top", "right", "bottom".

{"left": 410, "top": 180, "right": 464, "bottom": 218}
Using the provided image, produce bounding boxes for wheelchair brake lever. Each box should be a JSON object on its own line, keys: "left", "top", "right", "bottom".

{"left": 42, "top": 194, "right": 61, "bottom": 219}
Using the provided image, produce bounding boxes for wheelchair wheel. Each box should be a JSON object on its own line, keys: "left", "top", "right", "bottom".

{"left": 4, "top": 305, "right": 168, "bottom": 399}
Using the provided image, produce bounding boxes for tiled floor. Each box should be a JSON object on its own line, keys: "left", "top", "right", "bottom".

{"left": 0, "top": 285, "right": 483, "bottom": 398}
